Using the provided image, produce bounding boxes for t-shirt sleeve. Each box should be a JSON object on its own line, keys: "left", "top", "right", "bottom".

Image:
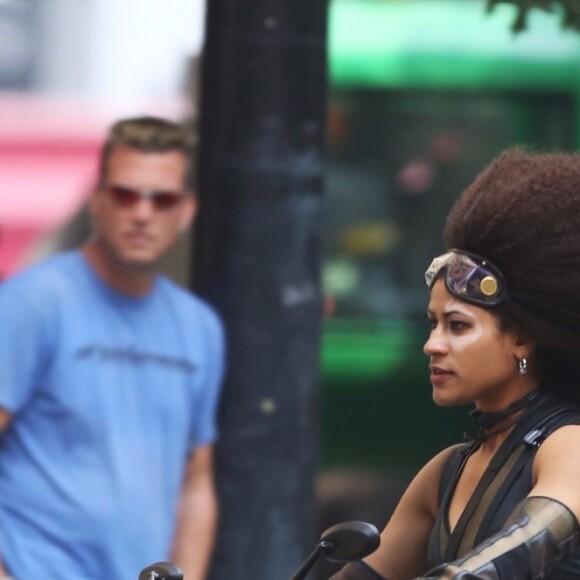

{"left": 189, "top": 306, "right": 226, "bottom": 449}
{"left": 0, "top": 280, "right": 51, "bottom": 413}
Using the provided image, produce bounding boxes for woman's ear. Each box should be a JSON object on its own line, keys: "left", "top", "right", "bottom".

{"left": 513, "top": 333, "right": 536, "bottom": 361}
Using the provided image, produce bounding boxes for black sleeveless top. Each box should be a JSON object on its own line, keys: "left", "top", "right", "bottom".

{"left": 427, "top": 392, "right": 580, "bottom": 579}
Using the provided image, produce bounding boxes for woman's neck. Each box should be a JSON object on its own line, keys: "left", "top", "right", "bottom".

{"left": 468, "top": 388, "right": 542, "bottom": 446}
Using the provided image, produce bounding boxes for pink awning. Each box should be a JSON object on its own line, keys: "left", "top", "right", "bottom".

{"left": 0, "top": 94, "right": 108, "bottom": 277}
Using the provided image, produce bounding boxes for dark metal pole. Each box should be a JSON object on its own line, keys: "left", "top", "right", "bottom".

{"left": 191, "top": 1, "right": 329, "bottom": 579}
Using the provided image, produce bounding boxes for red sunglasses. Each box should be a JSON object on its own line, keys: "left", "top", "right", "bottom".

{"left": 103, "top": 185, "right": 184, "bottom": 210}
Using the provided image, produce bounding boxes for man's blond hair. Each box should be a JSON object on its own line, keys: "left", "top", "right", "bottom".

{"left": 98, "top": 116, "right": 197, "bottom": 190}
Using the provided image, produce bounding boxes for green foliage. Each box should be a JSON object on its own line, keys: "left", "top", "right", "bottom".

{"left": 487, "top": 0, "right": 580, "bottom": 32}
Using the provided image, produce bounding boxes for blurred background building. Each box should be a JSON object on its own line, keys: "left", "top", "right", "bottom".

{"left": 2, "top": 0, "right": 580, "bottom": 545}
{"left": 0, "top": 0, "right": 204, "bottom": 277}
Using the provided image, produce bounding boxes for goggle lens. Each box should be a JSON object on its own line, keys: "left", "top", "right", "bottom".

{"left": 425, "top": 250, "right": 507, "bottom": 306}
{"left": 105, "top": 185, "right": 182, "bottom": 210}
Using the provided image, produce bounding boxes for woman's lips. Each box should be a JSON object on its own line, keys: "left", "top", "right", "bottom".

{"left": 429, "top": 366, "right": 453, "bottom": 384}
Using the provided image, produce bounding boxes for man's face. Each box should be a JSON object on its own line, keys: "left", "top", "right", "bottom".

{"left": 89, "top": 145, "right": 195, "bottom": 270}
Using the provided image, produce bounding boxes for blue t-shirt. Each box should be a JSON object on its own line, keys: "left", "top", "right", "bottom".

{"left": 0, "top": 251, "right": 225, "bottom": 579}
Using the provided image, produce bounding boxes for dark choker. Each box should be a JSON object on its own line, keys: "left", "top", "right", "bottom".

{"left": 465, "top": 389, "right": 541, "bottom": 441}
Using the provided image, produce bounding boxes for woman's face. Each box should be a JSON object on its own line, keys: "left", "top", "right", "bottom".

{"left": 424, "top": 278, "right": 534, "bottom": 411}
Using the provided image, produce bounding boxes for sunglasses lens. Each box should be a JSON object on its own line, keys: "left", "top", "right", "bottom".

{"left": 107, "top": 186, "right": 140, "bottom": 206}
{"left": 105, "top": 186, "right": 182, "bottom": 210}
{"left": 152, "top": 192, "right": 181, "bottom": 210}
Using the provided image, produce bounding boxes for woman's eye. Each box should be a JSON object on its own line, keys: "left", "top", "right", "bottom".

{"left": 426, "top": 318, "right": 437, "bottom": 330}
{"left": 449, "top": 320, "right": 469, "bottom": 332}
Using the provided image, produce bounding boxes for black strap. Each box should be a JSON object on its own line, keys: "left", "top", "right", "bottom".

{"left": 443, "top": 394, "right": 580, "bottom": 561}
{"left": 428, "top": 442, "right": 477, "bottom": 563}
{"left": 473, "top": 402, "right": 580, "bottom": 548}
{"left": 455, "top": 441, "right": 528, "bottom": 556}
{"left": 469, "top": 389, "right": 541, "bottom": 433}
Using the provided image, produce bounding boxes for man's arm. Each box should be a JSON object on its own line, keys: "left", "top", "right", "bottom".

{"left": 0, "top": 407, "right": 13, "bottom": 577}
{"left": 0, "top": 407, "right": 11, "bottom": 433}
{"left": 170, "top": 444, "right": 218, "bottom": 580}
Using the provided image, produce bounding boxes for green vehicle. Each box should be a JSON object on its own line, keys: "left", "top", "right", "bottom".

{"left": 320, "top": 0, "right": 580, "bottom": 480}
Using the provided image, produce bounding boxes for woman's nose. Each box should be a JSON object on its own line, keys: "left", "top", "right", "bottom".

{"left": 423, "top": 328, "right": 448, "bottom": 357}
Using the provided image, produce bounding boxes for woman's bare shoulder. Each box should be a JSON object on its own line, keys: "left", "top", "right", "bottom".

{"left": 417, "top": 444, "right": 465, "bottom": 480}
{"left": 532, "top": 424, "right": 580, "bottom": 522}
{"left": 400, "top": 443, "right": 466, "bottom": 514}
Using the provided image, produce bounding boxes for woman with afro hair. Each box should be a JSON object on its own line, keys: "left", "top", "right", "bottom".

{"left": 330, "top": 148, "right": 580, "bottom": 579}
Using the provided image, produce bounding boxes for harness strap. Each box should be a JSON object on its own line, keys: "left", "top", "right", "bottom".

{"left": 420, "top": 496, "right": 580, "bottom": 579}
{"left": 442, "top": 395, "right": 580, "bottom": 561}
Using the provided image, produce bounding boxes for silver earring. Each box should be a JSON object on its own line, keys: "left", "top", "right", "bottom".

{"left": 518, "top": 357, "right": 528, "bottom": 375}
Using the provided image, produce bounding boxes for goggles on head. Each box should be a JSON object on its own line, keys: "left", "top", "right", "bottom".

{"left": 425, "top": 249, "right": 509, "bottom": 307}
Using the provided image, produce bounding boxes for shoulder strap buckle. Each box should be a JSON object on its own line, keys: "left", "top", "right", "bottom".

{"left": 523, "top": 428, "right": 546, "bottom": 447}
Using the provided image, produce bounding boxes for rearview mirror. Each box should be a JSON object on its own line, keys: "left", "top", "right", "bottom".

{"left": 290, "top": 520, "right": 380, "bottom": 580}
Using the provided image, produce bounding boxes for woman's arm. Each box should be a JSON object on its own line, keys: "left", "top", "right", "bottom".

{"left": 410, "top": 425, "right": 580, "bottom": 580}
{"left": 415, "top": 495, "right": 579, "bottom": 579}
{"left": 332, "top": 445, "right": 459, "bottom": 580}
{"left": 530, "top": 424, "right": 580, "bottom": 522}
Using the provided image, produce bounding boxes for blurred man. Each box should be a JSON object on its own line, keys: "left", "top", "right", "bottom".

{"left": 0, "top": 116, "right": 225, "bottom": 579}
